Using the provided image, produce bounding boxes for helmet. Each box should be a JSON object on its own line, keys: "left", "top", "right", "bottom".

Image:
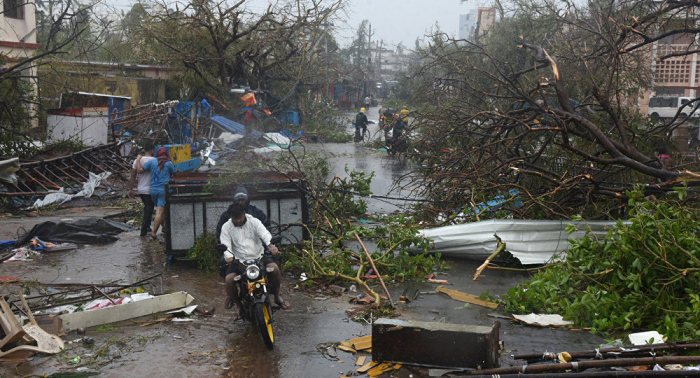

{"left": 393, "top": 114, "right": 399, "bottom": 120}
{"left": 360, "top": 107, "right": 366, "bottom": 112}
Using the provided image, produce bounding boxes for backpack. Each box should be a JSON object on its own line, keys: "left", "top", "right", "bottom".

{"left": 355, "top": 113, "right": 366, "bottom": 126}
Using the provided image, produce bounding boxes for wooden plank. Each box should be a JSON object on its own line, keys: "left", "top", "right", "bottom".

{"left": 357, "top": 361, "right": 377, "bottom": 373}
{"left": 355, "top": 356, "right": 366, "bottom": 366}
{"left": 337, "top": 345, "right": 357, "bottom": 353}
{"left": 368, "top": 362, "right": 394, "bottom": 377}
{"left": 353, "top": 339, "right": 372, "bottom": 351}
{"left": 59, "top": 292, "right": 194, "bottom": 330}
{"left": 435, "top": 286, "right": 498, "bottom": 309}
{"left": 348, "top": 335, "right": 371, "bottom": 345}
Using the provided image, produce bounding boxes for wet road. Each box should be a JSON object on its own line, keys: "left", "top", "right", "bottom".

{"left": 0, "top": 105, "right": 605, "bottom": 377}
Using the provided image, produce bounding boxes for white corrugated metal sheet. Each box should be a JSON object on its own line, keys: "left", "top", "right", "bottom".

{"left": 419, "top": 219, "right": 624, "bottom": 265}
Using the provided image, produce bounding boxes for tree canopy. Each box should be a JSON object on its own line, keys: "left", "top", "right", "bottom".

{"left": 404, "top": 0, "right": 700, "bottom": 220}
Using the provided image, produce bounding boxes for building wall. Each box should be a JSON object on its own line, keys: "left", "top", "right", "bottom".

{"left": 0, "top": 0, "right": 36, "bottom": 46}
{"left": 39, "top": 62, "right": 174, "bottom": 107}
{"left": 459, "top": 10, "right": 477, "bottom": 41}
{"left": 476, "top": 8, "right": 497, "bottom": 40}
{"left": 2, "top": 0, "right": 40, "bottom": 129}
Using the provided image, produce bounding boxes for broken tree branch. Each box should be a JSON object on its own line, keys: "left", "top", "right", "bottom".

{"left": 354, "top": 232, "right": 395, "bottom": 309}
{"left": 474, "top": 235, "right": 506, "bottom": 281}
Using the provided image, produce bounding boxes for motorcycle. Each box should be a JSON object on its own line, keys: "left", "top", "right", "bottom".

{"left": 216, "top": 236, "right": 282, "bottom": 350}
{"left": 386, "top": 131, "right": 409, "bottom": 155}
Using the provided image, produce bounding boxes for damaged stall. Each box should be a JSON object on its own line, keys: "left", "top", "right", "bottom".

{"left": 0, "top": 143, "right": 130, "bottom": 204}
{"left": 164, "top": 171, "right": 308, "bottom": 254}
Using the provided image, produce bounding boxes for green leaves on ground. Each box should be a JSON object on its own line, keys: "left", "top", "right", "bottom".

{"left": 284, "top": 214, "right": 443, "bottom": 284}
{"left": 502, "top": 187, "right": 700, "bottom": 341}
{"left": 187, "top": 232, "right": 219, "bottom": 273}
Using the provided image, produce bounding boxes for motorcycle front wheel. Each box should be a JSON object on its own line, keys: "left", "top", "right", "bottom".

{"left": 254, "top": 302, "right": 275, "bottom": 350}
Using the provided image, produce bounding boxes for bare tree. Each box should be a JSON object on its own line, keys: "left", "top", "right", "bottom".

{"left": 136, "top": 0, "right": 344, "bottom": 105}
{"left": 1, "top": 0, "right": 109, "bottom": 156}
{"left": 404, "top": 0, "right": 700, "bottom": 221}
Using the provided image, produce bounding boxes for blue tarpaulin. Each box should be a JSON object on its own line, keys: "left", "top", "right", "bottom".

{"left": 211, "top": 115, "right": 262, "bottom": 138}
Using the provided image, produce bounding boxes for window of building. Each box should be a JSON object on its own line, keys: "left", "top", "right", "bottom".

{"left": 3, "top": 0, "right": 25, "bottom": 19}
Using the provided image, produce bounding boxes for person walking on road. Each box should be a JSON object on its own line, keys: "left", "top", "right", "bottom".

{"left": 128, "top": 143, "right": 156, "bottom": 237}
{"left": 137, "top": 147, "right": 176, "bottom": 242}
{"left": 364, "top": 95, "right": 371, "bottom": 109}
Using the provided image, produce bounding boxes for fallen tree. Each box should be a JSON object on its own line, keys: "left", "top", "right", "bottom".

{"left": 402, "top": 0, "right": 700, "bottom": 220}
{"left": 501, "top": 187, "right": 700, "bottom": 341}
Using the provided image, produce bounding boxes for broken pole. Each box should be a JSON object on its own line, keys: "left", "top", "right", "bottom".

{"left": 354, "top": 232, "right": 394, "bottom": 308}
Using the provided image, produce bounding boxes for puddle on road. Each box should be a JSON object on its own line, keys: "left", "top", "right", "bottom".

{"left": 306, "top": 142, "right": 414, "bottom": 214}
{"left": 0, "top": 230, "right": 167, "bottom": 285}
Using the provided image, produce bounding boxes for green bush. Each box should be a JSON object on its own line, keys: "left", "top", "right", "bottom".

{"left": 502, "top": 187, "right": 700, "bottom": 341}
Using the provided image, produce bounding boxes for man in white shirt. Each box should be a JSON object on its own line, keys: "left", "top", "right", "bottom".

{"left": 221, "top": 203, "right": 289, "bottom": 319}
{"left": 127, "top": 143, "right": 156, "bottom": 237}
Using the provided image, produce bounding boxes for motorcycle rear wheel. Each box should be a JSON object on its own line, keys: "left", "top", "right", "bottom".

{"left": 254, "top": 302, "right": 275, "bottom": 350}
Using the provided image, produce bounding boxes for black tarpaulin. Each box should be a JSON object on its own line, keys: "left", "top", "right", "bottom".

{"left": 14, "top": 218, "right": 131, "bottom": 247}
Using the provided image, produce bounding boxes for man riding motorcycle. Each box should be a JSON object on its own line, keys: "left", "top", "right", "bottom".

{"left": 220, "top": 203, "right": 290, "bottom": 320}
{"left": 216, "top": 186, "right": 273, "bottom": 284}
{"left": 388, "top": 113, "right": 407, "bottom": 146}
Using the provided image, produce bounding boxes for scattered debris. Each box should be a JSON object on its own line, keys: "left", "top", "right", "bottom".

{"left": 349, "top": 335, "right": 372, "bottom": 351}
{"left": 511, "top": 313, "right": 574, "bottom": 327}
{"left": 629, "top": 331, "right": 665, "bottom": 345}
{"left": 435, "top": 286, "right": 498, "bottom": 309}
{"left": 31, "top": 172, "right": 112, "bottom": 209}
{"left": 1, "top": 143, "right": 130, "bottom": 199}
{"left": 0, "top": 293, "right": 65, "bottom": 359}
{"left": 59, "top": 291, "right": 194, "bottom": 330}
{"left": 337, "top": 341, "right": 357, "bottom": 353}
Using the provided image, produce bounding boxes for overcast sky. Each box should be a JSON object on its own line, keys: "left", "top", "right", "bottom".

{"left": 109, "top": 0, "right": 481, "bottom": 50}
{"left": 334, "top": 0, "right": 479, "bottom": 49}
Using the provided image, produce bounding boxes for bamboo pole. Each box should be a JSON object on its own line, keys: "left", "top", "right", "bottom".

{"left": 467, "top": 356, "right": 700, "bottom": 375}
{"left": 514, "top": 341, "right": 700, "bottom": 361}
{"left": 473, "top": 235, "right": 505, "bottom": 281}
{"left": 470, "top": 371, "right": 700, "bottom": 378}
{"left": 354, "top": 232, "right": 395, "bottom": 308}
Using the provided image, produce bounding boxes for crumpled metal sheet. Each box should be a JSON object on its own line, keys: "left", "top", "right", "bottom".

{"left": 418, "top": 219, "right": 625, "bottom": 265}
{"left": 0, "top": 157, "right": 20, "bottom": 186}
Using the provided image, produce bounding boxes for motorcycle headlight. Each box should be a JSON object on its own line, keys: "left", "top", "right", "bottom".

{"left": 246, "top": 265, "right": 260, "bottom": 280}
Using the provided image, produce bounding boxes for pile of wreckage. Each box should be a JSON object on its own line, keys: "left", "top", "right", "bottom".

{"left": 0, "top": 94, "right": 302, "bottom": 210}
{"left": 318, "top": 305, "right": 700, "bottom": 377}
{"left": 0, "top": 274, "right": 198, "bottom": 361}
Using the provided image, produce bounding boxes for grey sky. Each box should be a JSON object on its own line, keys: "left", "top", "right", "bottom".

{"left": 336, "top": 0, "right": 478, "bottom": 49}
{"left": 108, "top": 0, "right": 480, "bottom": 51}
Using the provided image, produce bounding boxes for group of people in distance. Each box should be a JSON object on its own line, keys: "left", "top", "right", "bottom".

{"left": 354, "top": 101, "right": 409, "bottom": 146}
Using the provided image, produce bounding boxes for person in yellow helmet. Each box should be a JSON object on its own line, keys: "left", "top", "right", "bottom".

{"left": 400, "top": 107, "right": 410, "bottom": 123}
{"left": 355, "top": 108, "right": 369, "bottom": 142}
